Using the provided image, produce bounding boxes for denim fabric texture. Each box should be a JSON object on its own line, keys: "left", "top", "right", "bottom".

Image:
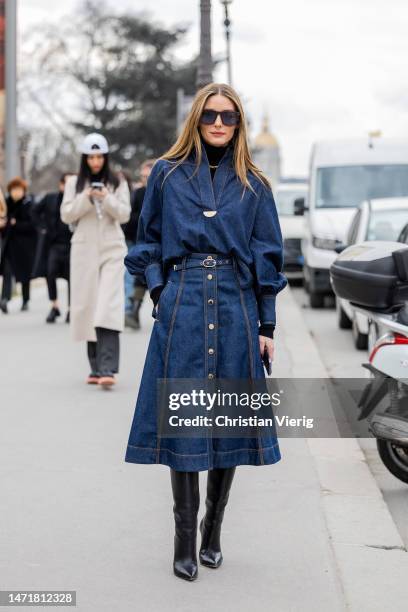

{"left": 124, "top": 143, "right": 288, "bottom": 471}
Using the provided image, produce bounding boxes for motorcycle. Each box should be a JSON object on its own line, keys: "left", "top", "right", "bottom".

{"left": 330, "top": 241, "right": 408, "bottom": 483}
{"left": 354, "top": 304, "right": 408, "bottom": 483}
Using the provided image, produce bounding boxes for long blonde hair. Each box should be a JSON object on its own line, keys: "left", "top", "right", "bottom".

{"left": 160, "top": 82, "right": 271, "bottom": 195}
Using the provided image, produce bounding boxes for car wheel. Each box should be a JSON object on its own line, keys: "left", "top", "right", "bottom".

{"left": 337, "top": 302, "right": 352, "bottom": 329}
{"left": 303, "top": 275, "right": 310, "bottom": 293}
{"left": 303, "top": 264, "right": 310, "bottom": 294}
{"left": 309, "top": 292, "right": 324, "bottom": 308}
{"left": 352, "top": 315, "right": 368, "bottom": 350}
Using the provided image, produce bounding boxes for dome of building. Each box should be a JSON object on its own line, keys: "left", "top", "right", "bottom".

{"left": 251, "top": 111, "right": 281, "bottom": 186}
{"left": 254, "top": 114, "right": 279, "bottom": 148}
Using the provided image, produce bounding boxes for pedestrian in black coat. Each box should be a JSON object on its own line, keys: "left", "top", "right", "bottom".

{"left": 0, "top": 177, "right": 37, "bottom": 314}
{"left": 32, "top": 173, "right": 75, "bottom": 323}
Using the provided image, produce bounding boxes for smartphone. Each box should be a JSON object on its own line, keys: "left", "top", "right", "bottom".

{"left": 91, "top": 181, "right": 104, "bottom": 191}
{"left": 262, "top": 346, "right": 272, "bottom": 375}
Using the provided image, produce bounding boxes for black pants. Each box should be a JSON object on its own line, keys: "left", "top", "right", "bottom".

{"left": 87, "top": 327, "right": 120, "bottom": 376}
{"left": 1, "top": 256, "right": 30, "bottom": 302}
{"left": 47, "top": 243, "right": 70, "bottom": 304}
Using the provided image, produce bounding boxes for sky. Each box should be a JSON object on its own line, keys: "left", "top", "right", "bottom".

{"left": 20, "top": 0, "right": 408, "bottom": 176}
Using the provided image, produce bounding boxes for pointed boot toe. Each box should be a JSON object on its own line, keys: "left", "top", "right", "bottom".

{"left": 172, "top": 516, "right": 199, "bottom": 581}
{"left": 199, "top": 518, "right": 223, "bottom": 568}
{"left": 198, "top": 467, "right": 236, "bottom": 569}
{"left": 173, "top": 552, "right": 198, "bottom": 581}
{"left": 199, "top": 549, "right": 223, "bottom": 568}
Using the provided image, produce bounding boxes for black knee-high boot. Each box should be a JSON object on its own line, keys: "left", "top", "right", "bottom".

{"left": 199, "top": 466, "right": 236, "bottom": 568}
{"left": 170, "top": 469, "right": 200, "bottom": 581}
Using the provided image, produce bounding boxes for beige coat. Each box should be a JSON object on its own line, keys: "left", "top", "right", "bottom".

{"left": 60, "top": 175, "right": 131, "bottom": 342}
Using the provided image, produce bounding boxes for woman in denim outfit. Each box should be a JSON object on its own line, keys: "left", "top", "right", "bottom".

{"left": 124, "top": 83, "right": 288, "bottom": 581}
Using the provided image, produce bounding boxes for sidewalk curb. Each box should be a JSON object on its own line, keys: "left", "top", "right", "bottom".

{"left": 277, "top": 285, "right": 408, "bottom": 611}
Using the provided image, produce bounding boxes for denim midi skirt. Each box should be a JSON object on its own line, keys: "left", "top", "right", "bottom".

{"left": 124, "top": 252, "right": 282, "bottom": 472}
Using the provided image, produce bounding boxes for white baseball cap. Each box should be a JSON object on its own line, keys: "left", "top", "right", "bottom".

{"left": 79, "top": 133, "right": 109, "bottom": 154}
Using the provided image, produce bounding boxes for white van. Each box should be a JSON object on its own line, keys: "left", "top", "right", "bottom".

{"left": 299, "top": 138, "right": 408, "bottom": 307}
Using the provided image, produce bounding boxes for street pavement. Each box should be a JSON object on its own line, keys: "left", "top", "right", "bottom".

{"left": 291, "top": 286, "right": 408, "bottom": 550}
{"left": 1, "top": 280, "right": 408, "bottom": 612}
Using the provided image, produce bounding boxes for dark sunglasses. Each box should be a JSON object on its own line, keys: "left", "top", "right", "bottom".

{"left": 200, "top": 109, "right": 240, "bottom": 126}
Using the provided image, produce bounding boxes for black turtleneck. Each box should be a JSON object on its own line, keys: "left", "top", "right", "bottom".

{"left": 201, "top": 136, "right": 229, "bottom": 180}
{"left": 90, "top": 169, "right": 104, "bottom": 183}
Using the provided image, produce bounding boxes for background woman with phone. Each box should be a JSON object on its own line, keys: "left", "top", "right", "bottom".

{"left": 61, "top": 133, "right": 131, "bottom": 388}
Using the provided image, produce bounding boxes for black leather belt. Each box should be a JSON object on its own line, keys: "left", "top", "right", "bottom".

{"left": 170, "top": 252, "right": 233, "bottom": 271}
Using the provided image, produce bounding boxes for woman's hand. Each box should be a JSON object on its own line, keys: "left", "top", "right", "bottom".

{"left": 90, "top": 186, "right": 108, "bottom": 200}
{"left": 86, "top": 186, "right": 109, "bottom": 200}
{"left": 259, "top": 335, "right": 274, "bottom": 363}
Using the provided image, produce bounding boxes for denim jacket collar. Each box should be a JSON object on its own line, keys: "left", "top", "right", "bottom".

{"left": 188, "top": 140, "right": 234, "bottom": 211}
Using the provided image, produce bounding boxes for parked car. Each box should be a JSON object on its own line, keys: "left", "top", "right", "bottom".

{"left": 297, "top": 137, "right": 408, "bottom": 308}
{"left": 335, "top": 197, "right": 408, "bottom": 349}
{"left": 274, "top": 181, "right": 308, "bottom": 281}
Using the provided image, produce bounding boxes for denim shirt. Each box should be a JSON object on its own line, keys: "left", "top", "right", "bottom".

{"left": 124, "top": 144, "right": 288, "bottom": 327}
